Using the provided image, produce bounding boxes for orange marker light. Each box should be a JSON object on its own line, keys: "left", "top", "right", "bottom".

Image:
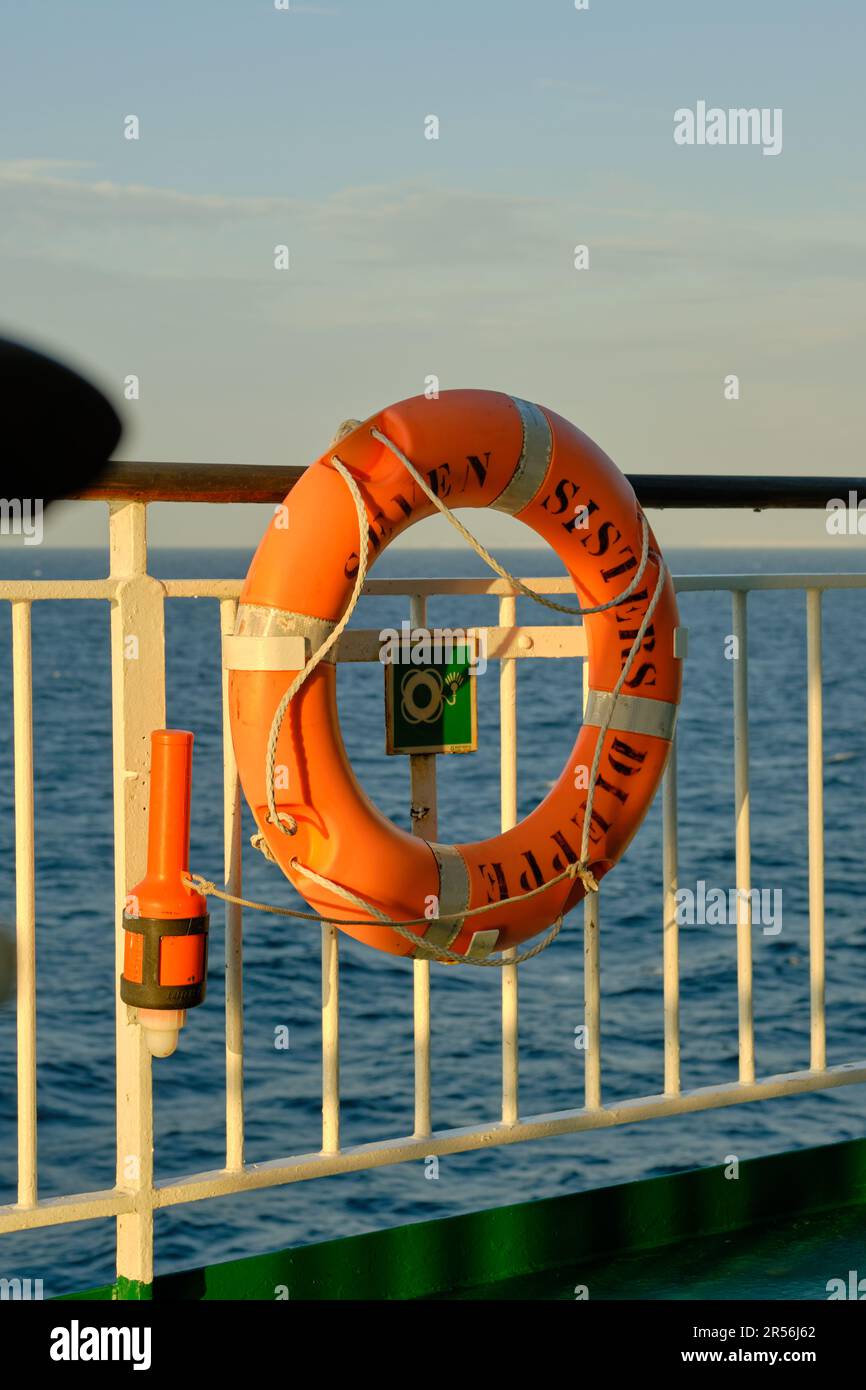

{"left": 120, "top": 730, "right": 209, "bottom": 1057}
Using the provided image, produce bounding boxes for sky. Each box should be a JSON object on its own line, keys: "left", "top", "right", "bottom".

{"left": 1, "top": 0, "right": 863, "bottom": 550}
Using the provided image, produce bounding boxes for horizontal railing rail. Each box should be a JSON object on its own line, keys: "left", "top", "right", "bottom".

{"left": 1, "top": 472, "right": 864, "bottom": 1295}
{"left": 64, "top": 465, "right": 866, "bottom": 509}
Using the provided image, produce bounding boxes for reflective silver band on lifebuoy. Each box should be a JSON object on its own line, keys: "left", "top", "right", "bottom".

{"left": 583, "top": 690, "right": 679, "bottom": 742}
{"left": 492, "top": 398, "right": 552, "bottom": 516}
{"left": 225, "top": 603, "right": 338, "bottom": 669}
{"left": 416, "top": 843, "right": 470, "bottom": 955}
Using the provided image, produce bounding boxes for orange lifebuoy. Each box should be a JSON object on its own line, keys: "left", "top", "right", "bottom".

{"left": 228, "top": 390, "right": 681, "bottom": 960}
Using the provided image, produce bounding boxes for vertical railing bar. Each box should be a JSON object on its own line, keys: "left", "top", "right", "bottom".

{"left": 662, "top": 733, "right": 681, "bottom": 1095}
{"left": 110, "top": 500, "right": 158, "bottom": 1293}
{"left": 409, "top": 595, "right": 433, "bottom": 1138}
{"left": 732, "top": 589, "right": 755, "bottom": 1085}
{"left": 806, "top": 589, "right": 826, "bottom": 1072}
{"left": 12, "top": 600, "right": 37, "bottom": 1206}
{"left": 220, "top": 598, "right": 244, "bottom": 1169}
{"left": 582, "top": 660, "right": 602, "bottom": 1109}
{"left": 321, "top": 921, "right": 340, "bottom": 1153}
{"left": 499, "top": 595, "right": 519, "bottom": 1125}
{"left": 412, "top": 958, "right": 432, "bottom": 1139}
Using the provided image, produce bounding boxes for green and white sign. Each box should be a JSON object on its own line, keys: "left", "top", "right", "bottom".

{"left": 385, "top": 642, "right": 478, "bottom": 755}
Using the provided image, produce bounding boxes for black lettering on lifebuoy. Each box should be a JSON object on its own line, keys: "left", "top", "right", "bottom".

{"left": 541, "top": 478, "right": 579, "bottom": 516}
{"left": 581, "top": 519, "right": 622, "bottom": 556}
{"left": 601, "top": 553, "right": 638, "bottom": 583}
{"left": 573, "top": 803, "right": 611, "bottom": 845}
{"left": 426, "top": 463, "right": 452, "bottom": 499}
{"left": 367, "top": 510, "right": 392, "bottom": 551}
{"left": 391, "top": 492, "right": 413, "bottom": 519}
{"left": 607, "top": 737, "right": 646, "bottom": 776}
{"left": 625, "top": 662, "right": 657, "bottom": 689}
{"left": 549, "top": 829, "right": 578, "bottom": 872}
{"left": 619, "top": 622, "right": 656, "bottom": 657}
{"left": 615, "top": 587, "right": 648, "bottom": 611}
{"left": 593, "top": 773, "right": 628, "bottom": 805}
{"left": 464, "top": 452, "right": 491, "bottom": 489}
{"left": 518, "top": 849, "right": 545, "bottom": 892}
{"left": 479, "top": 861, "right": 509, "bottom": 902}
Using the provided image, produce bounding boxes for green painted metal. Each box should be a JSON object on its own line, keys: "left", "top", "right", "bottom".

{"left": 112, "top": 1276, "right": 153, "bottom": 1302}
{"left": 385, "top": 642, "right": 477, "bottom": 754}
{"left": 441, "top": 1204, "right": 866, "bottom": 1300}
{"left": 58, "top": 1135, "right": 866, "bottom": 1301}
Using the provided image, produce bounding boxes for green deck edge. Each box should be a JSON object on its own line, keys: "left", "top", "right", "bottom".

{"left": 112, "top": 1277, "right": 152, "bottom": 1301}
{"left": 60, "top": 1134, "right": 866, "bottom": 1301}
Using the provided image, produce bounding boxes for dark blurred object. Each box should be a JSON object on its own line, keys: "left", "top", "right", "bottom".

{"left": 1, "top": 337, "right": 122, "bottom": 505}
{"left": 0, "top": 925, "right": 14, "bottom": 1006}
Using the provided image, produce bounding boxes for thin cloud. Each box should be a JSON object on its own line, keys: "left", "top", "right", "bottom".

{"left": 0, "top": 161, "right": 860, "bottom": 298}
{"left": 0, "top": 160, "right": 293, "bottom": 220}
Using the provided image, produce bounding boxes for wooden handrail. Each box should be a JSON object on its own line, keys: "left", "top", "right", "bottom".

{"left": 67, "top": 461, "right": 866, "bottom": 509}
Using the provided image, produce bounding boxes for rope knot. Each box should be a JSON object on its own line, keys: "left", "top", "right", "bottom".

{"left": 251, "top": 831, "right": 278, "bottom": 863}
{"left": 574, "top": 862, "right": 599, "bottom": 894}
{"left": 331, "top": 419, "right": 362, "bottom": 445}
{"left": 267, "top": 811, "right": 297, "bottom": 837}
{"left": 562, "top": 858, "right": 597, "bottom": 894}
{"left": 184, "top": 871, "right": 216, "bottom": 897}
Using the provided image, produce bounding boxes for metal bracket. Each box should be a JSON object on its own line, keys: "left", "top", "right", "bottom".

{"left": 466, "top": 929, "right": 499, "bottom": 960}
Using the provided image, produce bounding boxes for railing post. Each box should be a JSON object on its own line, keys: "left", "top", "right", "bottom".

{"left": 806, "top": 589, "right": 826, "bottom": 1071}
{"left": 12, "top": 601, "right": 37, "bottom": 1206}
{"left": 321, "top": 922, "right": 340, "bottom": 1153}
{"left": 662, "top": 734, "right": 680, "bottom": 1095}
{"left": 732, "top": 590, "right": 755, "bottom": 1085}
{"left": 409, "top": 595, "right": 435, "bottom": 1138}
{"left": 582, "top": 661, "right": 602, "bottom": 1109}
{"left": 499, "top": 595, "right": 519, "bottom": 1125}
{"left": 109, "top": 500, "right": 164, "bottom": 1296}
{"left": 220, "top": 599, "right": 245, "bottom": 1168}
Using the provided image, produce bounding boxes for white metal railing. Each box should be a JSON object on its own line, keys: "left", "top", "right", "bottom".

{"left": 2, "top": 497, "right": 866, "bottom": 1293}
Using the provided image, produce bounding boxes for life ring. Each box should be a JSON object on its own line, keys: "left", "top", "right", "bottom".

{"left": 228, "top": 390, "right": 681, "bottom": 960}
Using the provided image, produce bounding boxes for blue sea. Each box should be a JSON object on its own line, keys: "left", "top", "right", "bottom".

{"left": 2, "top": 543, "right": 866, "bottom": 1296}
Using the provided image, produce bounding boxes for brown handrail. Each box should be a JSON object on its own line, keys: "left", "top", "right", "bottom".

{"left": 68, "top": 462, "right": 866, "bottom": 509}
{"left": 69, "top": 462, "right": 304, "bottom": 503}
